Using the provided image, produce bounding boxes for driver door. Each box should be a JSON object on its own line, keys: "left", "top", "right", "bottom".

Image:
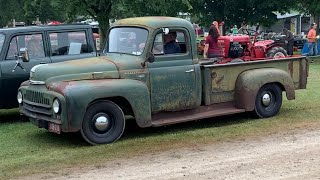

{"left": 148, "top": 29, "right": 198, "bottom": 113}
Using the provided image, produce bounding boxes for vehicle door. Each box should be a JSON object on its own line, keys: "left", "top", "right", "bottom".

{"left": 48, "top": 30, "right": 96, "bottom": 63}
{"left": 0, "top": 33, "right": 51, "bottom": 108}
{"left": 148, "top": 28, "right": 198, "bottom": 113}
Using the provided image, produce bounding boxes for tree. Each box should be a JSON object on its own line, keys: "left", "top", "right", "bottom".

{"left": 0, "top": 0, "right": 24, "bottom": 27}
{"left": 295, "top": 0, "right": 320, "bottom": 33}
{"left": 62, "top": 0, "right": 114, "bottom": 49}
{"left": 23, "top": 0, "right": 66, "bottom": 25}
{"left": 189, "top": 0, "right": 297, "bottom": 32}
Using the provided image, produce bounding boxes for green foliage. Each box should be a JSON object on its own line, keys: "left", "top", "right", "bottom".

{"left": 189, "top": 0, "right": 297, "bottom": 28}
{"left": 118, "top": 0, "right": 193, "bottom": 17}
{"left": 23, "top": 0, "right": 66, "bottom": 24}
{"left": 0, "top": 0, "right": 24, "bottom": 27}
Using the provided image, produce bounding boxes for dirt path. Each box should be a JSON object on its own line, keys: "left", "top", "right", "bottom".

{"left": 26, "top": 128, "right": 320, "bottom": 180}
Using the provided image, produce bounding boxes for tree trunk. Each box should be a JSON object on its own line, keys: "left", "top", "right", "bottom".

{"left": 96, "top": 16, "right": 110, "bottom": 50}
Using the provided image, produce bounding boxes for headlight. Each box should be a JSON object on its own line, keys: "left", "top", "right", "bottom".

{"left": 53, "top": 98, "right": 61, "bottom": 114}
{"left": 17, "top": 91, "right": 23, "bottom": 104}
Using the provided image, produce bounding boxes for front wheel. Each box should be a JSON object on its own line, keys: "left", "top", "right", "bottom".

{"left": 81, "top": 100, "right": 125, "bottom": 145}
{"left": 254, "top": 84, "right": 282, "bottom": 118}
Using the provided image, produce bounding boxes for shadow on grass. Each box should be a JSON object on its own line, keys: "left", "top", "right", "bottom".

{"left": 0, "top": 108, "right": 21, "bottom": 123}
{"left": 26, "top": 130, "right": 88, "bottom": 147}
{"left": 120, "top": 112, "right": 254, "bottom": 141}
{"left": 24, "top": 112, "right": 255, "bottom": 146}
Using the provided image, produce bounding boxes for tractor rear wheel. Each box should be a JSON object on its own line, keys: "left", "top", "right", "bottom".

{"left": 266, "top": 47, "right": 288, "bottom": 58}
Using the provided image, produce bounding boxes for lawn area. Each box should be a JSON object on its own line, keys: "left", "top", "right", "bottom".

{"left": 0, "top": 57, "right": 320, "bottom": 179}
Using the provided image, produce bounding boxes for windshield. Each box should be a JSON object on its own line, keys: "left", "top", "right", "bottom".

{"left": 107, "top": 27, "right": 148, "bottom": 56}
{"left": 0, "top": 34, "right": 4, "bottom": 55}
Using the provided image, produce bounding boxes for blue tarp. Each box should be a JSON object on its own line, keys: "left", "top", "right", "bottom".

{"left": 301, "top": 39, "right": 320, "bottom": 56}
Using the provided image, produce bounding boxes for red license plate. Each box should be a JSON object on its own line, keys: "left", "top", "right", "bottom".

{"left": 48, "top": 122, "right": 61, "bottom": 134}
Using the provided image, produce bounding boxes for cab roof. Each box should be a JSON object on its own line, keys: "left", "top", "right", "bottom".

{"left": 0, "top": 24, "right": 92, "bottom": 34}
{"left": 112, "top": 16, "right": 194, "bottom": 31}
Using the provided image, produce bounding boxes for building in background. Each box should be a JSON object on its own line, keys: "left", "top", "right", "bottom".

{"left": 262, "top": 12, "right": 317, "bottom": 36}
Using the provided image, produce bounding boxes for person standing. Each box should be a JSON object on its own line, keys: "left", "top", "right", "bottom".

{"left": 307, "top": 23, "right": 318, "bottom": 58}
{"left": 203, "top": 25, "right": 221, "bottom": 58}
{"left": 282, "top": 28, "right": 294, "bottom": 56}
{"left": 231, "top": 25, "right": 238, "bottom": 34}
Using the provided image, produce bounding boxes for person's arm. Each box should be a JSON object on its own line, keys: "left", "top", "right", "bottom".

{"left": 203, "top": 44, "right": 209, "bottom": 58}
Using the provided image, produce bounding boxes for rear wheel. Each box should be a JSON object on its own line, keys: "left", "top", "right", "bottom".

{"left": 81, "top": 101, "right": 125, "bottom": 145}
{"left": 266, "top": 47, "right": 288, "bottom": 58}
{"left": 254, "top": 84, "right": 282, "bottom": 118}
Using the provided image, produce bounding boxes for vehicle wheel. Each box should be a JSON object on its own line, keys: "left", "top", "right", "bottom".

{"left": 81, "top": 100, "right": 125, "bottom": 145}
{"left": 230, "top": 58, "right": 244, "bottom": 63}
{"left": 266, "top": 47, "right": 288, "bottom": 58}
{"left": 254, "top": 84, "right": 282, "bottom": 118}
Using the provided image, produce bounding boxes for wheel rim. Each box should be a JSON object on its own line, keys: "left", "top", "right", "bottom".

{"left": 274, "top": 52, "right": 285, "bottom": 58}
{"left": 262, "top": 93, "right": 271, "bottom": 106}
{"left": 260, "top": 90, "right": 276, "bottom": 111}
{"left": 92, "top": 113, "right": 112, "bottom": 134}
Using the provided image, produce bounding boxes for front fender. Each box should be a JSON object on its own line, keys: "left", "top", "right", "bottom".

{"left": 48, "top": 79, "right": 151, "bottom": 131}
{"left": 234, "top": 68, "right": 295, "bottom": 111}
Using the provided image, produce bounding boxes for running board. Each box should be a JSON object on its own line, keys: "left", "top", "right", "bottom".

{"left": 151, "top": 102, "right": 246, "bottom": 127}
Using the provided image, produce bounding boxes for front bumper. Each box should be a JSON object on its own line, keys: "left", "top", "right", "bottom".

{"left": 19, "top": 84, "right": 68, "bottom": 132}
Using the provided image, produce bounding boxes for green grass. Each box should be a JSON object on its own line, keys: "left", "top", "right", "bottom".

{"left": 1, "top": 58, "right": 320, "bottom": 179}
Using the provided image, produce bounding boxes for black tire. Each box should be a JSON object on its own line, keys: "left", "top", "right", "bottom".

{"left": 81, "top": 100, "right": 125, "bottom": 145}
{"left": 266, "top": 46, "right": 288, "bottom": 58}
{"left": 254, "top": 84, "right": 282, "bottom": 118}
{"left": 230, "top": 58, "right": 244, "bottom": 63}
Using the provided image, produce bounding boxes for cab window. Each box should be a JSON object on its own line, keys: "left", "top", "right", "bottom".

{"left": 152, "top": 30, "right": 187, "bottom": 55}
{"left": 0, "top": 34, "right": 4, "bottom": 55}
{"left": 6, "top": 34, "right": 45, "bottom": 60}
{"left": 49, "top": 31, "right": 91, "bottom": 56}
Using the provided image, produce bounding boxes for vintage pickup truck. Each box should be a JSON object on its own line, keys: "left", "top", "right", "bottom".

{"left": 18, "top": 17, "right": 308, "bottom": 145}
{"left": 0, "top": 24, "right": 97, "bottom": 109}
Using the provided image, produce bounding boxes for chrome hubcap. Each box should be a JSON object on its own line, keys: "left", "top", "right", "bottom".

{"left": 262, "top": 93, "right": 271, "bottom": 106}
{"left": 94, "top": 115, "right": 110, "bottom": 131}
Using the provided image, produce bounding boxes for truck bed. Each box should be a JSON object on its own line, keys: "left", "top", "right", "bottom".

{"left": 198, "top": 56, "right": 309, "bottom": 105}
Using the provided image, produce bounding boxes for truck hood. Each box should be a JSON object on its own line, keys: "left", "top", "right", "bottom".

{"left": 30, "top": 57, "right": 120, "bottom": 84}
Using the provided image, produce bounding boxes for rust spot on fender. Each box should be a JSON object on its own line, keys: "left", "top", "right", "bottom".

{"left": 288, "top": 61, "right": 293, "bottom": 77}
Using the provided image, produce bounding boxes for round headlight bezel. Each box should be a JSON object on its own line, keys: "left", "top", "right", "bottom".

{"left": 52, "top": 98, "right": 61, "bottom": 114}
{"left": 17, "top": 91, "right": 23, "bottom": 104}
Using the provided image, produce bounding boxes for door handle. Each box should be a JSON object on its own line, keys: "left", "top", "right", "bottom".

{"left": 185, "top": 69, "right": 195, "bottom": 73}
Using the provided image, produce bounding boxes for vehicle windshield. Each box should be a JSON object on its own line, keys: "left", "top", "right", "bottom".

{"left": 106, "top": 27, "right": 148, "bottom": 56}
{"left": 0, "top": 34, "right": 4, "bottom": 55}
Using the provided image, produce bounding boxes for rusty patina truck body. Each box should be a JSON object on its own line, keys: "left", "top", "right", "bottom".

{"left": 18, "top": 17, "right": 308, "bottom": 145}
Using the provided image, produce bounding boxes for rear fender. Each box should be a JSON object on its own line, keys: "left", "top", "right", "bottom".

{"left": 48, "top": 79, "right": 152, "bottom": 131}
{"left": 234, "top": 68, "right": 295, "bottom": 111}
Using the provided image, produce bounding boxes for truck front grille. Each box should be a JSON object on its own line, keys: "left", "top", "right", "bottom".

{"left": 24, "top": 90, "right": 50, "bottom": 105}
{"left": 23, "top": 90, "right": 52, "bottom": 117}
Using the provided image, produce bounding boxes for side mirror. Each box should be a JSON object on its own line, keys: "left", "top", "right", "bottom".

{"left": 19, "top": 48, "right": 30, "bottom": 62}
{"left": 146, "top": 52, "right": 155, "bottom": 63}
{"left": 141, "top": 52, "right": 155, "bottom": 67}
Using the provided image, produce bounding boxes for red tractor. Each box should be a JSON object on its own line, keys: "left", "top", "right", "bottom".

{"left": 216, "top": 34, "right": 287, "bottom": 63}
{"left": 199, "top": 26, "right": 288, "bottom": 63}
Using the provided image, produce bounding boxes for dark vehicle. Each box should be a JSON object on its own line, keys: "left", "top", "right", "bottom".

{"left": 0, "top": 24, "right": 97, "bottom": 109}
{"left": 293, "top": 35, "right": 305, "bottom": 49}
